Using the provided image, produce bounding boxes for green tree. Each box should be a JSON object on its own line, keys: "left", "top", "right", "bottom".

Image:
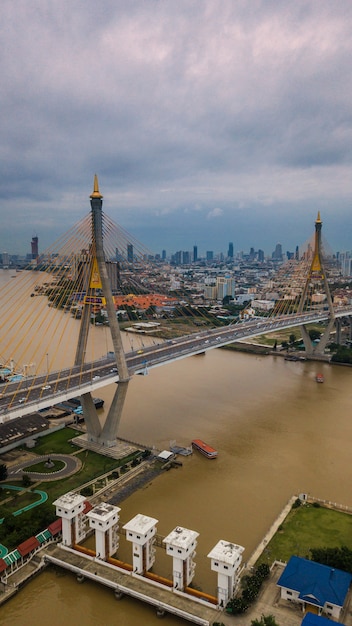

{"left": 22, "top": 474, "right": 31, "bottom": 487}
{"left": 310, "top": 546, "right": 352, "bottom": 573}
{"left": 0, "top": 463, "right": 8, "bottom": 481}
{"left": 331, "top": 346, "right": 352, "bottom": 364}
{"left": 289, "top": 333, "right": 296, "bottom": 346}
{"left": 309, "top": 329, "right": 321, "bottom": 341}
{"left": 251, "top": 615, "right": 280, "bottom": 626}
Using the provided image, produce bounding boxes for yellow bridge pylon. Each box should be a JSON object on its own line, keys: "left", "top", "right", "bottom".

{"left": 298, "top": 212, "right": 335, "bottom": 356}
{"left": 74, "top": 175, "right": 130, "bottom": 447}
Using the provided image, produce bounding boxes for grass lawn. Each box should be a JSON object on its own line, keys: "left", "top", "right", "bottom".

{"left": 42, "top": 450, "right": 122, "bottom": 502}
{"left": 252, "top": 323, "right": 326, "bottom": 347}
{"left": 0, "top": 487, "right": 44, "bottom": 517}
{"left": 26, "top": 427, "right": 81, "bottom": 454}
{"left": 256, "top": 503, "right": 352, "bottom": 566}
{"left": 1, "top": 452, "right": 129, "bottom": 517}
{"left": 3, "top": 428, "right": 144, "bottom": 515}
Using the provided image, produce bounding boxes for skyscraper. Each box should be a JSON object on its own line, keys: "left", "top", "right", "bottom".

{"left": 193, "top": 245, "right": 198, "bottom": 263}
{"left": 2, "top": 252, "right": 9, "bottom": 268}
{"left": 182, "top": 251, "right": 190, "bottom": 265}
{"left": 175, "top": 250, "right": 182, "bottom": 265}
{"left": 106, "top": 261, "right": 120, "bottom": 292}
{"left": 272, "top": 243, "right": 283, "bottom": 261}
{"left": 228, "top": 242, "right": 234, "bottom": 258}
{"left": 31, "top": 235, "right": 38, "bottom": 260}
{"left": 127, "top": 243, "right": 134, "bottom": 263}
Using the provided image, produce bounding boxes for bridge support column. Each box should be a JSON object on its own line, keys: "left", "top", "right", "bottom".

{"left": 74, "top": 177, "right": 131, "bottom": 448}
{"left": 100, "top": 381, "right": 129, "bottom": 447}
{"left": 300, "top": 319, "right": 334, "bottom": 357}
{"left": 335, "top": 318, "right": 342, "bottom": 345}
{"left": 300, "top": 325, "right": 313, "bottom": 354}
{"left": 314, "top": 318, "right": 334, "bottom": 354}
{"left": 91, "top": 176, "right": 130, "bottom": 447}
{"left": 81, "top": 393, "right": 102, "bottom": 443}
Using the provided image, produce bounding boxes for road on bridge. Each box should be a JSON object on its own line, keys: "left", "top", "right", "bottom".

{"left": 0, "top": 307, "right": 349, "bottom": 422}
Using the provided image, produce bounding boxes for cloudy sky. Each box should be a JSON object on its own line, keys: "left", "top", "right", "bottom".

{"left": 1, "top": 0, "right": 352, "bottom": 257}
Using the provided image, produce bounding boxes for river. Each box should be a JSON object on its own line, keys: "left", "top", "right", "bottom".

{"left": 1, "top": 270, "right": 352, "bottom": 625}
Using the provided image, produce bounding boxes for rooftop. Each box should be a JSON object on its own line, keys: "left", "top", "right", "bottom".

{"left": 163, "top": 526, "right": 199, "bottom": 549}
{"left": 87, "top": 502, "right": 120, "bottom": 521}
{"left": 278, "top": 556, "right": 352, "bottom": 608}
{"left": 53, "top": 492, "right": 86, "bottom": 509}
{"left": 123, "top": 513, "right": 158, "bottom": 535}
{"left": 207, "top": 540, "right": 245, "bottom": 565}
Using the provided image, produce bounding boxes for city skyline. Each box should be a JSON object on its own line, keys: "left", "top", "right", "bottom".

{"left": 0, "top": 227, "right": 348, "bottom": 262}
{"left": 1, "top": 2, "right": 352, "bottom": 254}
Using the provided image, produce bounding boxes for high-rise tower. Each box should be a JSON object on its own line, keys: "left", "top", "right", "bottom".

{"left": 127, "top": 243, "right": 134, "bottom": 263}
{"left": 31, "top": 236, "right": 38, "bottom": 260}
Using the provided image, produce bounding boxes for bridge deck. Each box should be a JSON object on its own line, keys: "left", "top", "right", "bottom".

{"left": 1, "top": 307, "right": 350, "bottom": 424}
{"left": 42, "top": 543, "right": 221, "bottom": 625}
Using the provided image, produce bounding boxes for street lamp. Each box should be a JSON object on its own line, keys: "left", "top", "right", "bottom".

{"left": 46, "top": 353, "right": 49, "bottom": 376}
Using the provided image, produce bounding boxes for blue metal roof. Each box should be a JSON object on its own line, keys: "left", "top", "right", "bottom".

{"left": 301, "top": 613, "right": 341, "bottom": 625}
{"left": 278, "top": 556, "right": 352, "bottom": 609}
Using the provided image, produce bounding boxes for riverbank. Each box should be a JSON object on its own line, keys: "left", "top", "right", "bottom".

{"left": 223, "top": 341, "right": 333, "bottom": 362}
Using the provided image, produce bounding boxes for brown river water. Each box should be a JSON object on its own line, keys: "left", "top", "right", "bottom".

{"left": 1, "top": 271, "right": 352, "bottom": 625}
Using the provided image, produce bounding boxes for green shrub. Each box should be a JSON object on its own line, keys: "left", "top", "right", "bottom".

{"left": 22, "top": 475, "right": 32, "bottom": 487}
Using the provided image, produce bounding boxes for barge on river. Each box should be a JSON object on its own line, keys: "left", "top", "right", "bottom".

{"left": 191, "top": 439, "right": 218, "bottom": 459}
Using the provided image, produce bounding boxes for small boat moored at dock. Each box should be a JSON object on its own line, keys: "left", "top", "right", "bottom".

{"left": 191, "top": 439, "right": 218, "bottom": 459}
{"left": 169, "top": 440, "right": 193, "bottom": 456}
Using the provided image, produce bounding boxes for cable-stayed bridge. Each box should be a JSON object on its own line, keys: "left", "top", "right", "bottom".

{"left": 1, "top": 306, "right": 351, "bottom": 424}
{"left": 0, "top": 178, "right": 349, "bottom": 444}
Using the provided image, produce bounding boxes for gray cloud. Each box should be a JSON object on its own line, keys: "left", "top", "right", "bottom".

{"left": 1, "top": 0, "right": 352, "bottom": 256}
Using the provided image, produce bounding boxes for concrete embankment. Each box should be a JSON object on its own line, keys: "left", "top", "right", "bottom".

{"left": 245, "top": 495, "right": 297, "bottom": 570}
